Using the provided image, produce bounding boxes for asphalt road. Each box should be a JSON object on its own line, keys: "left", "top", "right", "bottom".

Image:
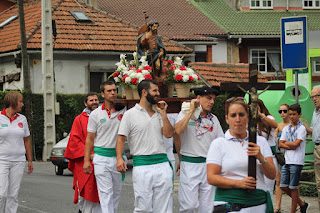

{"left": 17, "top": 161, "right": 319, "bottom": 213}
{"left": 17, "top": 161, "right": 180, "bottom": 213}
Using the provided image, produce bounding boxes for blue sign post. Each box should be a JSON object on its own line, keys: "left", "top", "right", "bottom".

{"left": 281, "top": 16, "right": 308, "bottom": 69}
{"left": 281, "top": 16, "right": 308, "bottom": 103}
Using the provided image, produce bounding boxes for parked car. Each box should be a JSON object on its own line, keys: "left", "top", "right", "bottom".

{"left": 49, "top": 134, "right": 132, "bottom": 175}
{"left": 50, "top": 135, "right": 69, "bottom": 175}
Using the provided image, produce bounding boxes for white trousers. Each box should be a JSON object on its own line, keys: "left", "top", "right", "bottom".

{"left": 93, "top": 154, "right": 123, "bottom": 213}
{"left": 168, "top": 159, "right": 175, "bottom": 211}
{"left": 178, "top": 161, "right": 215, "bottom": 213}
{"left": 0, "top": 160, "right": 25, "bottom": 213}
{"left": 78, "top": 190, "right": 102, "bottom": 213}
{"left": 264, "top": 155, "right": 278, "bottom": 202}
{"left": 132, "top": 162, "right": 173, "bottom": 213}
{"left": 78, "top": 196, "right": 102, "bottom": 213}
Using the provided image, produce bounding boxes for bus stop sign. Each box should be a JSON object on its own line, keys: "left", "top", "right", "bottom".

{"left": 281, "top": 16, "right": 308, "bottom": 70}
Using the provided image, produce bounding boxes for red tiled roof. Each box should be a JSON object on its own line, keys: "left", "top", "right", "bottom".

{"left": 0, "top": 0, "right": 192, "bottom": 54}
{"left": 190, "top": 62, "right": 267, "bottom": 87}
{"left": 0, "top": 0, "right": 31, "bottom": 12}
{"left": 6, "top": 0, "right": 31, "bottom": 3}
{"left": 97, "top": 0, "right": 226, "bottom": 41}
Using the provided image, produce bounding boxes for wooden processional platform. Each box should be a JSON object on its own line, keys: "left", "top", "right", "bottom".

{"left": 116, "top": 97, "right": 191, "bottom": 113}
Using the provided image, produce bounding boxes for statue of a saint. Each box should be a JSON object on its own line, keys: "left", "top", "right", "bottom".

{"left": 137, "top": 20, "right": 167, "bottom": 81}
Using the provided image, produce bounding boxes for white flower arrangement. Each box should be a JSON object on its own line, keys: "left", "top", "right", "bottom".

{"left": 111, "top": 52, "right": 153, "bottom": 87}
{"left": 167, "top": 57, "right": 200, "bottom": 84}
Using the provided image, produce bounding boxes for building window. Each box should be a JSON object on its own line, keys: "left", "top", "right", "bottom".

{"left": 303, "top": 0, "right": 320, "bottom": 8}
{"left": 0, "top": 14, "right": 18, "bottom": 28}
{"left": 70, "top": 11, "right": 91, "bottom": 22}
{"left": 250, "top": 49, "right": 266, "bottom": 72}
{"left": 90, "top": 71, "right": 113, "bottom": 93}
{"left": 195, "top": 52, "right": 207, "bottom": 62}
{"left": 311, "top": 57, "right": 320, "bottom": 73}
{"left": 250, "top": 49, "right": 281, "bottom": 73}
{"left": 250, "top": 0, "right": 273, "bottom": 9}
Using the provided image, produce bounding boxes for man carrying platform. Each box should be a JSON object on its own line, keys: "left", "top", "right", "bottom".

{"left": 83, "top": 80, "right": 126, "bottom": 213}
{"left": 116, "top": 79, "right": 173, "bottom": 213}
{"left": 175, "top": 86, "right": 224, "bottom": 213}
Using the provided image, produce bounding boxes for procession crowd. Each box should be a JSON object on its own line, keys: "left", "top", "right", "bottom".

{"left": 1, "top": 81, "right": 320, "bottom": 213}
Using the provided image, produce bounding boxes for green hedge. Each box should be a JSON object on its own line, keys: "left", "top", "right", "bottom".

{"left": 30, "top": 93, "right": 44, "bottom": 159}
{"left": 55, "top": 94, "right": 87, "bottom": 142}
{"left": 0, "top": 91, "right": 243, "bottom": 160}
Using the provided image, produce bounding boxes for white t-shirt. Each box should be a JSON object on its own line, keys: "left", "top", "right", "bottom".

{"left": 163, "top": 113, "right": 178, "bottom": 162}
{"left": 207, "top": 130, "right": 272, "bottom": 191}
{"left": 207, "top": 130, "right": 272, "bottom": 211}
{"left": 280, "top": 123, "right": 307, "bottom": 165}
{"left": 87, "top": 105, "right": 126, "bottom": 148}
{"left": 0, "top": 112, "right": 30, "bottom": 161}
{"left": 118, "top": 104, "right": 166, "bottom": 156}
{"left": 177, "top": 111, "right": 224, "bottom": 158}
{"left": 259, "top": 115, "right": 276, "bottom": 147}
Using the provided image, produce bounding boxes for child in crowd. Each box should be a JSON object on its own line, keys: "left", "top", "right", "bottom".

{"left": 279, "top": 104, "right": 309, "bottom": 213}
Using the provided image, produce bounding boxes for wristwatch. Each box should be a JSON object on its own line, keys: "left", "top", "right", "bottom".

{"left": 260, "top": 158, "right": 267, "bottom": 166}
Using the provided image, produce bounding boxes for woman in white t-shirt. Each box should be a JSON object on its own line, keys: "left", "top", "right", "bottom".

{"left": 257, "top": 99, "right": 278, "bottom": 202}
{"left": 207, "top": 97, "right": 276, "bottom": 213}
{"left": 0, "top": 92, "right": 33, "bottom": 213}
{"left": 274, "top": 104, "right": 290, "bottom": 213}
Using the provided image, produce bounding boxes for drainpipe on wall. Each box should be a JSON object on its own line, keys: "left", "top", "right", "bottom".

{"left": 236, "top": 37, "right": 242, "bottom": 46}
{"left": 287, "top": 0, "right": 289, "bottom": 11}
{"left": 235, "top": 38, "right": 242, "bottom": 63}
{"left": 236, "top": 0, "right": 242, "bottom": 11}
{"left": 230, "top": 41, "right": 233, "bottom": 63}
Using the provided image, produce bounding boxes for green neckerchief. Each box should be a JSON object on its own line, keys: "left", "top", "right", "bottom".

{"left": 93, "top": 147, "right": 125, "bottom": 182}
{"left": 181, "top": 155, "right": 206, "bottom": 163}
{"left": 215, "top": 188, "right": 273, "bottom": 213}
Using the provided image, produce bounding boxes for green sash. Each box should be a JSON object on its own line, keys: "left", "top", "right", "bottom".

{"left": 132, "top": 154, "right": 174, "bottom": 188}
{"left": 133, "top": 153, "right": 171, "bottom": 167}
{"left": 94, "top": 147, "right": 117, "bottom": 157}
{"left": 215, "top": 188, "right": 273, "bottom": 213}
{"left": 93, "top": 147, "right": 125, "bottom": 181}
{"left": 181, "top": 155, "right": 206, "bottom": 163}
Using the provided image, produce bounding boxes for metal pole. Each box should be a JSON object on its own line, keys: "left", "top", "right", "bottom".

{"left": 42, "top": 0, "right": 56, "bottom": 160}
{"left": 295, "top": 69, "right": 299, "bottom": 104}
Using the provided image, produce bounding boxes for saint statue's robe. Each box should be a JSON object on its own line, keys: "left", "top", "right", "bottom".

{"left": 137, "top": 33, "right": 166, "bottom": 77}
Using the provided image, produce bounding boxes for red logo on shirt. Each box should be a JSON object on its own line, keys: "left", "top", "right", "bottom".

{"left": 18, "top": 122, "right": 23, "bottom": 128}
{"left": 118, "top": 114, "right": 123, "bottom": 121}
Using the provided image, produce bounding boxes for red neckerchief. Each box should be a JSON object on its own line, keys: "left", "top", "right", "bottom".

{"left": 1, "top": 108, "right": 19, "bottom": 123}
{"left": 101, "top": 102, "right": 111, "bottom": 118}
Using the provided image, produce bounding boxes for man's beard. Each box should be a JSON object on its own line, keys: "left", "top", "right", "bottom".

{"left": 146, "top": 92, "right": 158, "bottom": 105}
{"left": 87, "top": 103, "right": 99, "bottom": 111}
{"left": 152, "top": 29, "right": 157, "bottom": 34}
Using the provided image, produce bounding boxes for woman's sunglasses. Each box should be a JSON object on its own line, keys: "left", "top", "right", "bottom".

{"left": 278, "top": 110, "right": 288, "bottom": 114}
